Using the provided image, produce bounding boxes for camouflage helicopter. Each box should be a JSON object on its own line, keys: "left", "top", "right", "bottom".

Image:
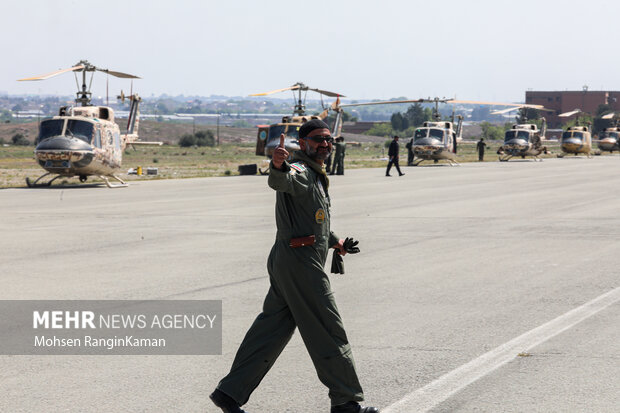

{"left": 556, "top": 109, "right": 593, "bottom": 158}
{"left": 18, "top": 60, "right": 161, "bottom": 188}
{"left": 491, "top": 106, "right": 552, "bottom": 162}
{"left": 595, "top": 112, "right": 620, "bottom": 153}
{"left": 250, "top": 82, "right": 343, "bottom": 173}
{"left": 332, "top": 98, "right": 548, "bottom": 165}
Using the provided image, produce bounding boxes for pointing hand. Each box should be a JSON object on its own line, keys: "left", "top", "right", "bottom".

{"left": 272, "top": 133, "right": 289, "bottom": 170}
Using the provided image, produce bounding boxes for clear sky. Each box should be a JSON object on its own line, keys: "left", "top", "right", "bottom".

{"left": 2, "top": 0, "right": 618, "bottom": 102}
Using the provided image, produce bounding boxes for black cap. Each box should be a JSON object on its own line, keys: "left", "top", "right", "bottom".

{"left": 299, "top": 119, "right": 330, "bottom": 139}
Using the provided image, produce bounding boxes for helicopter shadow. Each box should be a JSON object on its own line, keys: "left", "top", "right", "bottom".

{"left": 10, "top": 182, "right": 109, "bottom": 190}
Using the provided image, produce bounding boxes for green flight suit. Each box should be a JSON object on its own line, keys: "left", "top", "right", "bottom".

{"left": 217, "top": 150, "right": 364, "bottom": 407}
{"left": 332, "top": 142, "right": 346, "bottom": 175}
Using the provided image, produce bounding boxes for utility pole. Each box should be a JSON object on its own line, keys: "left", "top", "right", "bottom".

{"left": 217, "top": 114, "right": 220, "bottom": 146}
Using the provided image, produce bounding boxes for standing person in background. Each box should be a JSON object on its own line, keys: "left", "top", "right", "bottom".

{"left": 405, "top": 137, "right": 414, "bottom": 166}
{"left": 386, "top": 135, "right": 404, "bottom": 177}
{"left": 325, "top": 151, "right": 333, "bottom": 174}
{"left": 476, "top": 138, "right": 488, "bottom": 161}
{"left": 331, "top": 136, "right": 346, "bottom": 175}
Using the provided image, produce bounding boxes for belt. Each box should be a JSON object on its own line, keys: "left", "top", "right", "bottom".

{"left": 289, "top": 235, "right": 315, "bottom": 248}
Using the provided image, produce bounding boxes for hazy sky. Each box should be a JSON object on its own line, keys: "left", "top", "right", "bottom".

{"left": 2, "top": 0, "right": 618, "bottom": 102}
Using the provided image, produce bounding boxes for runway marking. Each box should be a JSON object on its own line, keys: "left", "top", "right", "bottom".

{"left": 383, "top": 286, "right": 620, "bottom": 413}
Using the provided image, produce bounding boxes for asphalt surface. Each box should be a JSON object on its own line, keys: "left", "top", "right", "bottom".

{"left": 1, "top": 156, "right": 619, "bottom": 413}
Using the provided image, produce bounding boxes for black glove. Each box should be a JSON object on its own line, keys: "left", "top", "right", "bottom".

{"left": 343, "top": 237, "right": 360, "bottom": 254}
{"left": 330, "top": 249, "right": 344, "bottom": 274}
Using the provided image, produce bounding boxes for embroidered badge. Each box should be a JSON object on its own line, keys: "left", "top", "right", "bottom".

{"left": 290, "top": 162, "right": 306, "bottom": 173}
{"left": 315, "top": 208, "right": 326, "bottom": 224}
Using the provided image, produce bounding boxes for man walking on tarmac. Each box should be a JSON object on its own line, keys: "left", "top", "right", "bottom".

{"left": 210, "top": 119, "right": 379, "bottom": 413}
{"left": 476, "top": 138, "right": 488, "bottom": 161}
{"left": 386, "top": 135, "right": 405, "bottom": 176}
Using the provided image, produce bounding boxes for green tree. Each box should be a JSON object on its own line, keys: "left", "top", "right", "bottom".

{"left": 195, "top": 130, "right": 215, "bottom": 147}
{"left": 405, "top": 103, "right": 429, "bottom": 127}
{"left": 11, "top": 133, "right": 30, "bottom": 146}
{"left": 516, "top": 108, "right": 540, "bottom": 124}
{"left": 479, "top": 122, "right": 505, "bottom": 140}
{"left": 364, "top": 123, "right": 393, "bottom": 137}
{"left": 390, "top": 112, "right": 405, "bottom": 131}
{"left": 178, "top": 133, "right": 196, "bottom": 147}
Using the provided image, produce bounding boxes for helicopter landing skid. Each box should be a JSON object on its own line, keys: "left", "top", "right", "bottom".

{"left": 25, "top": 173, "right": 62, "bottom": 188}
{"left": 412, "top": 158, "right": 426, "bottom": 166}
{"left": 100, "top": 175, "right": 128, "bottom": 188}
{"left": 447, "top": 159, "right": 459, "bottom": 166}
{"left": 499, "top": 154, "right": 513, "bottom": 162}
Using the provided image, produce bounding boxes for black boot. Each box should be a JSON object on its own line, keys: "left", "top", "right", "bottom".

{"left": 331, "top": 401, "right": 379, "bottom": 413}
{"left": 209, "top": 389, "right": 247, "bottom": 413}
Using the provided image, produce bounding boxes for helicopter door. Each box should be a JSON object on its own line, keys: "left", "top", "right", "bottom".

{"left": 255, "top": 126, "right": 269, "bottom": 156}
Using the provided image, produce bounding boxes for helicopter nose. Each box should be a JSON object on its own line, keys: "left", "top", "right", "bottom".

{"left": 562, "top": 138, "right": 582, "bottom": 145}
{"left": 505, "top": 139, "right": 528, "bottom": 149}
{"left": 36, "top": 135, "right": 92, "bottom": 151}
{"left": 35, "top": 136, "right": 94, "bottom": 168}
{"left": 415, "top": 137, "right": 441, "bottom": 146}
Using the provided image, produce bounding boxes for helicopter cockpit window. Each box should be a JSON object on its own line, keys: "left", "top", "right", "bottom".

{"left": 609, "top": 132, "right": 619, "bottom": 139}
{"left": 572, "top": 132, "right": 585, "bottom": 140}
{"left": 38, "top": 119, "right": 64, "bottom": 143}
{"left": 562, "top": 131, "right": 572, "bottom": 140}
{"left": 414, "top": 129, "right": 428, "bottom": 140}
{"left": 504, "top": 130, "right": 517, "bottom": 142}
{"left": 268, "top": 125, "right": 286, "bottom": 142}
{"left": 428, "top": 128, "right": 444, "bottom": 141}
{"left": 285, "top": 126, "right": 299, "bottom": 140}
{"left": 66, "top": 120, "right": 94, "bottom": 144}
{"left": 517, "top": 130, "right": 530, "bottom": 141}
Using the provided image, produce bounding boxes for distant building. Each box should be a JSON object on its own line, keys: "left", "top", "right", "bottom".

{"left": 342, "top": 121, "right": 388, "bottom": 134}
{"left": 526, "top": 89, "right": 620, "bottom": 127}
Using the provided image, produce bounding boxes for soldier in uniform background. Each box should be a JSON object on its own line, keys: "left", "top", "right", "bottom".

{"left": 385, "top": 135, "right": 404, "bottom": 176}
{"left": 476, "top": 138, "right": 487, "bottom": 161}
{"left": 405, "top": 137, "right": 414, "bottom": 166}
{"left": 325, "top": 151, "right": 333, "bottom": 174}
{"left": 210, "top": 119, "right": 378, "bottom": 413}
{"left": 331, "top": 136, "right": 346, "bottom": 175}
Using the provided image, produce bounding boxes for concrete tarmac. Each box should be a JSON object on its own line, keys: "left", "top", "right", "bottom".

{"left": 1, "top": 156, "right": 619, "bottom": 412}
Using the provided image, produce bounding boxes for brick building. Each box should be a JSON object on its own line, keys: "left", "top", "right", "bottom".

{"left": 525, "top": 89, "right": 620, "bottom": 127}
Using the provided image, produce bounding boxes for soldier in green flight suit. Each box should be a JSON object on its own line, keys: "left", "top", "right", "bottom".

{"left": 331, "top": 136, "right": 346, "bottom": 175}
{"left": 210, "top": 119, "right": 378, "bottom": 413}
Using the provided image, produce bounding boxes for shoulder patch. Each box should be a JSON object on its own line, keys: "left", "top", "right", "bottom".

{"left": 290, "top": 162, "right": 307, "bottom": 173}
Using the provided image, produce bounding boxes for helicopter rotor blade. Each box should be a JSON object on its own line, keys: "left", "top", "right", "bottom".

{"left": 558, "top": 109, "right": 582, "bottom": 118}
{"left": 491, "top": 107, "right": 521, "bottom": 115}
{"left": 307, "top": 88, "right": 345, "bottom": 98}
{"left": 17, "top": 64, "right": 86, "bottom": 81}
{"left": 249, "top": 85, "right": 301, "bottom": 96}
{"left": 446, "top": 99, "right": 545, "bottom": 109}
{"left": 340, "top": 98, "right": 426, "bottom": 108}
{"left": 96, "top": 69, "right": 141, "bottom": 79}
{"left": 601, "top": 112, "right": 616, "bottom": 119}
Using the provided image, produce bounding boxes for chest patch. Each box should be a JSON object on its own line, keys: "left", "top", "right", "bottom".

{"left": 315, "top": 208, "right": 326, "bottom": 224}
{"left": 290, "top": 162, "right": 306, "bottom": 173}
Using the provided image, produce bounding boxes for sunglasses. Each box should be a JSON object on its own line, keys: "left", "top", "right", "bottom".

{"left": 307, "top": 135, "right": 334, "bottom": 144}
